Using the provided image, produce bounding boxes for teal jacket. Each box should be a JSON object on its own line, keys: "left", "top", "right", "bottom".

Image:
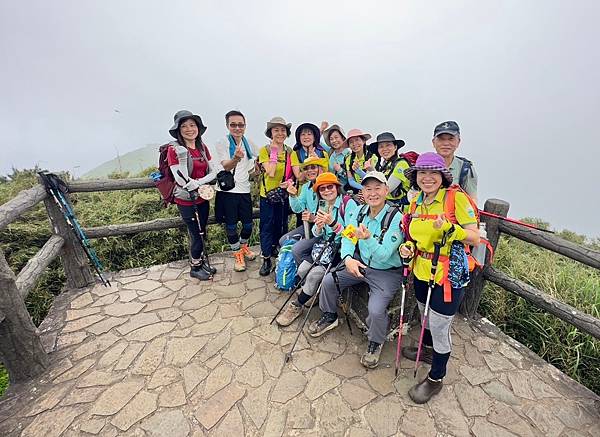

{"left": 289, "top": 181, "right": 318, "bottom": 214}
{"left": 328, "top": 149, "right": 350, "bottom": 187}
{"left": 312, "top": 195, "right": 358, "bottom": 242}
{"left": 341, "top": 203, "right": 404, "bottom": 270}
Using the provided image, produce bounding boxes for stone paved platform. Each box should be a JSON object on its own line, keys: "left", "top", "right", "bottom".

{"left": 0, "top": 250, "right": 599, "bottom": 436}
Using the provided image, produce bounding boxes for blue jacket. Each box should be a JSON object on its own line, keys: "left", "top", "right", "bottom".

{"left": 341, "top": 203, "right": 404, "bottom": 270}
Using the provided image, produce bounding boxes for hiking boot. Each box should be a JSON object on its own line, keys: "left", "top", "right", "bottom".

{"left": 408, "top": 376, "right": 443, "bottom": 404}
{"left": 233, "top": 250, "right": 246, "bottom": 272}
{"left": 402, "top": 345, "right": 433, "bottom": 364}
{"left": 361, "top": 341, "right": 383, "bottom": 369}
{"left": 201, "top": 257, "right": 217, "bottom": 275}
{"left": 190, "top": 265, "right": 212, "bottom": 281}
{"left": 307, "top": 313, "right": 339, "bottom": 338}
{"left": 259, "top": 257, "right": 272, "bottom": 277}
{"left": 240, "top": 243, "right": 257, "bottom": 261}
{"left": 276, "top": 301, "right": 303, "bottom": 327}
{"left": 303, "top": 293, "right": 319, "bottom": 308}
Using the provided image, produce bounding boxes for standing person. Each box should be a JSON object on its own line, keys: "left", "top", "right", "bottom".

{"left": 213, "top": 110, "right": 258, "bottom": 272}
{"left": 167, "top": 110, "right": 218, "bottom": 280}
{"left": 368, "top": 132, "right": 412, "bottom": 207}
{"left": 307, "top": 171, "right": 404, "bottom": 369}
{"left": 432, "top": 121, "right": 478, "bottom": 203}
{"left": 344, "top": 129, "right": 377, "bottom": 198}
{"left": 400, "top": 152, "right": 480, "bottom": 403}
{"left": 323, "top": 124, "right": 350, "bottom": 189}
{"left": 276, "top": 172, "right": 357, "bottom": 326}
{"left": 258, "top": 116, "right": 293, "bottom": 276}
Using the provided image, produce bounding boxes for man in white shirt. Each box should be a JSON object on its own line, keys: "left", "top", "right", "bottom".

{"left": 213, "top": 110, "right": 259, "bottom": 271}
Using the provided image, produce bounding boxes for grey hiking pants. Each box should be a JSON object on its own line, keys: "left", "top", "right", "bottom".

{"left": 296, "top": 261, "right": 326, "bottom": 297}
{"left": 319, "top": 266, "right": 403, "bottom": 344}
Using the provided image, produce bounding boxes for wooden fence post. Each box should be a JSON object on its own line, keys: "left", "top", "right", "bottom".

{"left": 39, "top": 177, "right": 94, "bottom": 289}
{"left": 0, "top": 249, "right": 49, "bottom": 382}
{"left": 460, "top": 198, "right": 510, "bottom": 318}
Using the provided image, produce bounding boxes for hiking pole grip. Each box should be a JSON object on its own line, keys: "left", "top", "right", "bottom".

{"left": 303, "top": 220, "right": 310, "bottom": 239}
{"left": 176, "top": 170, "right": 198, "bottom": 201}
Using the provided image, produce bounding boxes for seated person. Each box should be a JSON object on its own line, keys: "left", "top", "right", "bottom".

{"left": 276, "top": 172, "right": 357, "bottom": 326}
{"left": 307, "top": 171, "right": 404, "bottom": 369}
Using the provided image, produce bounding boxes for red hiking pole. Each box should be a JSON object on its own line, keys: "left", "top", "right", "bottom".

{"left": 414, "top": 233, "right": 446, "bottom": 379}
{"left": 394, "top": 258, "right": 410, "bottom": 378}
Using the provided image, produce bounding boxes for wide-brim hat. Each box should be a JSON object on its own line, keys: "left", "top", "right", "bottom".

{"left": 343, "top": 128, "right": 372, "bottom": 146}
{"left": 313, "top": 172, "right": 342, "bottom": 192}
{"left": 169, "top": 110, "right": 207, "bottom": 139}
{"left": 403, "top": 152, "right": 453, "bottom": 185}
{"left": 322, "top": 124, "right": 346, "bottom": 147}
{"left": 265, "top": 116, "right": 292, "bottom": 139}
{"left": 301, "top": 156, "right": 328, "bottom": 171}
{"left": 294, "top": 123, "right": 321, "bottom": 149}
{"left": 368, "top": 132, "right": 406, "bottom": 154}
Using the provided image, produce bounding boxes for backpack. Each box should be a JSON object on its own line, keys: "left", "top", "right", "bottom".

{"left": 155, "top": 144, "right": 177, "bottom": 207}
{"left": 456, "top": 156, "right": 474, "bottom": 190}
{"left": 275, "top": 238, "right": 300, "bottom": 291}
{"left": 399, "top": 151, "right": 419, "bottom": 166}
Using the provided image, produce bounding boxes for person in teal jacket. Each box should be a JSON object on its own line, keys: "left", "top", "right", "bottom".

{"left": 276, "top": 172, "right": 357, "bottom": 327}
{"left": 308, "top": 171, "right": 404, "bottom": 369}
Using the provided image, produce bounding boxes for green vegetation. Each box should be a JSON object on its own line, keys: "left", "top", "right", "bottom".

{"left": 0, "top": 169, "right": 598, "bottom": 396}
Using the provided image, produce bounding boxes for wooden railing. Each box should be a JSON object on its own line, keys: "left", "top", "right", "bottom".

{"left": 1, "top": 181, "right": 599, "bottom": 384}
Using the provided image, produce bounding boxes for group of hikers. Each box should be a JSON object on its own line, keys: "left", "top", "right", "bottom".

{"left": 161, "top": 109, "right": 480, "bottom": 403}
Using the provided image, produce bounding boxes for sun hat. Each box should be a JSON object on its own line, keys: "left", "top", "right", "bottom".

{"left": 265, "top": 116, "right": 292, "bottom": 138}
{"left": 301, "top": 155, "right": 328, "bottom": 171}
{"left": 294, "top": 123, "right": 321, "bottom": 149}
{"left": 322, "top": 124, "right": 346, "bottom": 147}
{"left": 368, "top": 132, "right": 406, "bottom": 154}
{"left": 343, "top": 128, "right": 372, "bottom": 146}
{"left": 403, "top": 152, "right": 453, "bottom": 185}
{"left": 433, "top": 121, "right": 460, "bottom": 137}
{"left": 313, "top": 172, "right": 342, "bottom": 192}
{"left": 169, "top": 110, "right": 207, "bottom": 139}
{"left": 361, "top": 171, "right": 388, "bottom": 185}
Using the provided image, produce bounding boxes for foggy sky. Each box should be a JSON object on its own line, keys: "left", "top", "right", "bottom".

{"left": 1, "top": 0, "right": 598, "bottom": 236}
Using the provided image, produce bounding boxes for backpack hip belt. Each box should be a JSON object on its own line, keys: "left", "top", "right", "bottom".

{"left": 416, "top": 250, "right": 452, "bottom": 303}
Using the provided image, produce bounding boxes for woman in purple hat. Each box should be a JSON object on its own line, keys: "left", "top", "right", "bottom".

{"left": 399, "top": 152, "right": 480, "bottom": 403}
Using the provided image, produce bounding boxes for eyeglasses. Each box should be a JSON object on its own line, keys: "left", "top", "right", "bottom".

{"left": 318, "top": 184, "right": 336, "bottom": 192}
{"left": 229, "top": 123, "right": 246, "bottom": 129}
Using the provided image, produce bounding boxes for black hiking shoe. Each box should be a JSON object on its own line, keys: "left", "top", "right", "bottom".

{"left": 190, "top": 265, "right": 212, "bottom": 281}
{"left": 402, "top": 345, "right": 433, "bottom": 364}
{"left": 201, "top": 258, "right": 217, "bottom": 275}
{"left": 259, "top": 257, "right": 272, "bottom": 277}
{"left": 408, "top": 376, "right": 443, "bottom": 404}
{"left": 307, "top": 312, "right": 339, "bottom": 338}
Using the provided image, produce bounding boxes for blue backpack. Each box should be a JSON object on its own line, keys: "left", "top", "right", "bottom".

{"left": 275, "top": 238, "right": 300, "bottom": 291}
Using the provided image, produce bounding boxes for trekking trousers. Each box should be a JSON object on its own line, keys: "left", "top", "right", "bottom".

{"left": 177, "top": 202, "right": 209, "bottom": 260}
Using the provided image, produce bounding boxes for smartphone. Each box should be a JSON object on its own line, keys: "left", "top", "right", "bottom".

{"left": 318, "top": 199, "right": 328, "bottom": 213}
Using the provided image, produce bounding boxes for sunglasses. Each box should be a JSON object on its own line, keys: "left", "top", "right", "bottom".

{"left": 229, "top": 123, "right": 246, "bottom": 129}
{"left": 318, "top": 184, "right": 336, "bottom": 192}
{"left": 304, "top": 165, "right": 320, "bottom": 170}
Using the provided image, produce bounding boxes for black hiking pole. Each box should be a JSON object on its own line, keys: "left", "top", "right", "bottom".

{"left": 414, "top": 231, "right": 449, "bottom": 378}
{"left": 176, "top": 170, "right": 214, "bottom": 275}
{"left": 270, "top": 233, "right": 336, "bottom": 325}
{"left": 38, "top": 172, "right": 111, "bottom": 287}
{"left": 285, "top": 241, "right": 341, "bottom": 363}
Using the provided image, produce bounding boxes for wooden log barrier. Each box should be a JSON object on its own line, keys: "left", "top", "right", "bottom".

{"left": 15, "top": 234, "right": 65, "bottom": 300}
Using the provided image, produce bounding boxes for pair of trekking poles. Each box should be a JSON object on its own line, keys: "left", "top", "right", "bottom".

{"left": 394, "top": 230, "right": 449, "bottom": 379}
{"left": 270, "top": 232, "right": 342, "bottom": 362}
{"left": 38, "top": 172, "right": 111, "bottom": 287}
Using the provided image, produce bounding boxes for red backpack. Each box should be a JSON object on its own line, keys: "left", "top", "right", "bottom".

{"left": 399, "top": 151, "right": 419, "bottom": 166}
{"left": 155, "top": 144, "right": 176, "bottom": 207}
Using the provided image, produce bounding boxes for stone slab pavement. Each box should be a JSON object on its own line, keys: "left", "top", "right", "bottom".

{"left": 0, "top": 249, "right": 598, "bottom": 436}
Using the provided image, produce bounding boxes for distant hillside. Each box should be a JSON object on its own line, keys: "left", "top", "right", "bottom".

{"left": 82, "top": 144, "right": 158, "bottom": 178}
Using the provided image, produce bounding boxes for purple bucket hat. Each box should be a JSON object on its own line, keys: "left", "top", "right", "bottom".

{"left": 404, "top": 152, "right": 453, "bottom": 185}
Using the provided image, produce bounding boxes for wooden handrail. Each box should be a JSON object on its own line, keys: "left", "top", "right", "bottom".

{"left": 499, "top": 220, "right": 600, "bottom": 270}
{"left": 0, "top": 184, "right": 47, "bottom": 230}
{"left": 15, "top": 234, "right": 65, "bottom": 300}
{"left": 67, "top": 178, "right": 154, "bottom": 192}
{"left": 484, "top": 266, "right": 600, "bottom": 340}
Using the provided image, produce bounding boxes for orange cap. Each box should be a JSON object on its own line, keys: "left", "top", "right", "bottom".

{"left": 313, "top": 172, "right": 342, "bottom": 192}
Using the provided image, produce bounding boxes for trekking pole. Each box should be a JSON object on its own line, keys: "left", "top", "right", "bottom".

{"left": 176, "top": 170, "right": 214, "bottom": 274}
{"left": 303, "top": 219, "right": 310, "bottom": 239}
{"left": 38, "top": 172, "right": 111, "bottom": 287}
{"left": 285, "top": 243, "right": 341, "bottom": 363}
{"left": 394, "top": 256, "right": 411, "bottom": 378}
{"left": 414, "top": 232, "right": 448, "bottom": 378}
{"left": 270, "top": 232, "right": 336, "bottom": 325}
{"left": 478, "top": 210, "right": 555, "bottom": 233}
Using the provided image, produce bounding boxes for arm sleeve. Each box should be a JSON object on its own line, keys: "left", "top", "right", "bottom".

{"left": 289, "top": 187, "right": 306, "bottom": 213}
{"left": 320, "top": 140, "right": 331, "bottom": 153}
{"left": 348, "top": 176, "right": 363, "bottom": 191}
{"left": 388, "top": 159, "right": 411, "bottom": 193}
{"left": 195, "top": 155, "right": 217, "bottom": 185}
{"left": 167, "top": 146, "right": 187, "bottom": 186}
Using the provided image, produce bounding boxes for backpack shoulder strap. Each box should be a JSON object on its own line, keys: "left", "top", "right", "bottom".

{"left": 444, "top": 184, "right": 479, "bottom": 225}
{"left": 378, "top": 206, "right": 401, "bottom": 244}
{"left": 339, "top": 194, "right": 352, "bottom": 220}
{"left": 356, "top": 204, "right": 369, "bottom": 224}
{"left": 456, "top": 156, "right": 473, "bottom": 188}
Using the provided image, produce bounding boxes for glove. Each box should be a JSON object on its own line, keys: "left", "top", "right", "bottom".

{"left": 269, "top": 147, "right": 279, "bottom": 163}
{"left": 183, "top": 179, "right": 201, "bottom": 192}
